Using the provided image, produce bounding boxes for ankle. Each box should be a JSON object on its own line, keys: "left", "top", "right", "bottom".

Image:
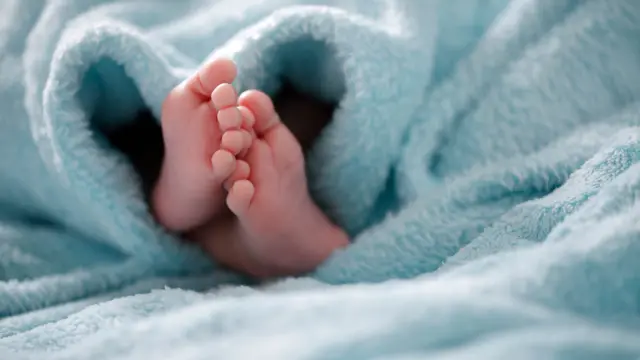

{"left": 292, "top": 200, "right": 350, "bottom": 266}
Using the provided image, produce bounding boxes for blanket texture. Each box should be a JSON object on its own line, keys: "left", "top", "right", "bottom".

{"left": 2, "top": 0, "right": 640, "bottom": 358}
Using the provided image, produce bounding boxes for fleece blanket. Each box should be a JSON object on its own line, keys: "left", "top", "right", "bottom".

{"left": 2, "top": 0, "right": 640, "bottom": 358}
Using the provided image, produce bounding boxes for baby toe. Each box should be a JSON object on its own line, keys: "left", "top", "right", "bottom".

{"left": 221, "top": 130, "right": 247, "bottom": 155}
{"left": 224, "top": 160, "right": 251, "bottom": 191}
{"left": 211, "top": 83, "right": 237, "bottom": 110}
{"left": 211, "top": 149, "right": 236, "bottom": 181}
{"left": 184, "top": 58, "right": 237, "bottom": 100}
{"left": 238, "top": 90, "right": 279, "bottom": 135}
{"left": 217, "top": 107, "right": 242, "bottom": 131}
{"left": 238, "top": 105, "right": 256, "bottom": 129}
{"left": 227, "top": 180, "right": 255, "bottom": 216}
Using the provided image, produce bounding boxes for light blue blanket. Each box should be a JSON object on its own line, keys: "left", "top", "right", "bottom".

{"left": 2, "top": 0, "right": 640, "bottom": 358}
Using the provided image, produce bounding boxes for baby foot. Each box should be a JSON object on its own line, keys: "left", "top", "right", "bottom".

{"left": 203, "top": 90, "right": 349, "bottom": 277}
{"left": 152, "top": 58, "right": 253, "bottom": 232}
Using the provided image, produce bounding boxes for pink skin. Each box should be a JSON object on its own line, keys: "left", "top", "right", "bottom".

{"left": 153, "top": 58, "right": 349, "bottom": 277}
{"left": 153, "top": 58, "right": 253, "bottom": 232}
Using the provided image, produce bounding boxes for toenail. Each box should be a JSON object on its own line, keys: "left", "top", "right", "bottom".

{"left": 211, "top": 83, "right": 237, "bottom": 110}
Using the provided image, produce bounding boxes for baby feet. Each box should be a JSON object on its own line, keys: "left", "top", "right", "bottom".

{"left": 155, "top": 57, "right": 348, "bottom": 277}
{"left": 152, "top": 58, "right": 253, "bottom": 231}
{"left": 198, "top": 90, "right": 349, "bottom": 277}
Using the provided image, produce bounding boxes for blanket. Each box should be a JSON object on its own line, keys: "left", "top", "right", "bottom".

{"left": 2, "top": 0, "right": 640, "bottom": 358}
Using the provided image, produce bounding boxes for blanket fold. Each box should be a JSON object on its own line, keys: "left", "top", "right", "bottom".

{"left": 2, "top": 0, "right": 640, "bottom": 358}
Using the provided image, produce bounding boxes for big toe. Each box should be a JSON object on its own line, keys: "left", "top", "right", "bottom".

{"left": 227, "top": 179, "right": 255, "bottom": 216}
{"left": 238, "top": 90, "right": 280, "bottom": 134}
{"left": 181, "top": 58, "right": 237, "bottom": 103}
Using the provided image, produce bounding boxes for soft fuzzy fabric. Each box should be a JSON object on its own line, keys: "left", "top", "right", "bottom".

{"left": 2, "top": 0, "right": 640, "bottom": 358}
